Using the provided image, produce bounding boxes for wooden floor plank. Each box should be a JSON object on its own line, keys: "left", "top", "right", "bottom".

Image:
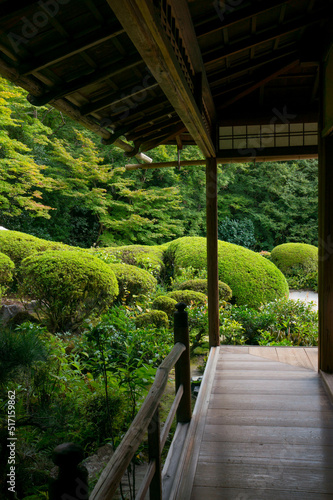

{"left": 191, "top": 486, "right": 333, "bottom": 500}
{"left": 205, "top": 409, "right": 333, "bottom": 428}
{"left": 249, "top": 346, "right": 278, "bottom": 361}
{"left": 306, "top": 347, "right": 319, "bottom": 371}
{"left": 192, "top": 463, "right": 333, "bottom": 494}
{"left": 211, "top": 379, "right": 324, "bottom": 395}
{"left": 198, "top": 441, "right": 333, "bottom": 466}
{"left": 174, "top": 347, "right": 333, "bottom": 500}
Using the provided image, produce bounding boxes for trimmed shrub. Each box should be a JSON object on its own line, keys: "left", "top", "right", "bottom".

{"left": 0, "top": 230, "right": 69, "bottom": 267}
{"left": 93, "top": 245, "right": 164, "bottom": 278}
{"left": 0, "top": 252, "right": 14, "bottom": 300}
{"left": 110, "top": 263, "right": 157, "bottom": 303}
{"left": 270, "top": 243, "right": 318, "bottom": 290}
{"left": 20, "top": 250, "right": 119, "bottom": 332}
{"left": 152, "top": 296, "right": 178, "bottom": 316}
{"left": 135, "top": 310, "right": 169, "bottom": 329}
{"left": 167, "top": 289, "right": 207, "bottom": 307}
{"left": 174, "top": 279, "right": 232, "bottom": 302}
{"left": 166, "top": 237, "right": 289, "bottom": 308}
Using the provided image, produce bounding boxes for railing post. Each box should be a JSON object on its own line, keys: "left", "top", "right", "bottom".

{"left": 174, "top": 302, "right": 192, "bottom": 423}
{"left": 49, "top": 443, "right": 88, "bottom": 500}
{"left": 148, "top": 406, "right": 162, "bottom": 500}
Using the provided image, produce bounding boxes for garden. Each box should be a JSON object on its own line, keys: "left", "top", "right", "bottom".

{"left": 0, "top": 229, "right": 318, "bottom": 499}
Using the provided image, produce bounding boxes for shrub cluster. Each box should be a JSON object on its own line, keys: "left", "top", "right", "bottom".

{"left": 270, "top": 243, "right": 318, "bottom": 290}
{"left": 152, "top": 295, "right": 178, "bottom": 316}
{"left": 20, "top": 250, "right": 118, "bottom": 332}
{"left": 167, "top": 289, "right": 207, "bottom": 307}
{"left": 166, "top": 236, "right": 289, "bottom": 308}
{"left": 135, "top": 310, "right": 169, "bottom": 328}
{"left": 0, "top": 251, "right": 14, "bottom": 301}
{"left": 174, "top": 278, "right": 232, "bottom": 302}
{"left": 110, "top": 263, "right": 157, "bottom": 303}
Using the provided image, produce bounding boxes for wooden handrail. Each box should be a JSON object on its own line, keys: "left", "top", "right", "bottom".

{"left": 90, "top": 341, "right": 187, "bottom": 500}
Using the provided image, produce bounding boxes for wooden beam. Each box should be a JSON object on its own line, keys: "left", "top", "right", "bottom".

{"left": 203, "top": 8, "right": 330, "bottom": 67}
{"left": 322, "top": 44, "right": 333, "bottom": 137}
{"left": 195, "top": 0, "right": 292, "bottom": 38}
{"left": 127, "top": 117, "right": 182, "bottom": 141}
{"left": 168, "top": 0, "right": 216, "bottom": 124}
{"left": 27, "top": 54, "right": 144, "bottom": 106}
{"left": 206, "top": 158, "right": 220, "bottom": 348}
{"left": 80, "top": 82, "right": 159, "bottom": 116}
{"left": 20, "top": 24, "right": 125, "bottom": 75}
{"left": 140, "top": 124, "right": 187, "bottom": 152}
{"left": 106, "top": 0, "right": 215, "bottom": 157}
{"left": 209, "top": 48, "right": 298, "bottom": 88}
{"left": 217, "top": 56, "right": 299, "bottom": 109}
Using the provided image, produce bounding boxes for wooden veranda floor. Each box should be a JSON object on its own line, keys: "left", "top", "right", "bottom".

{"left": 170, "top": 346, "right": 333, "bottom": 500}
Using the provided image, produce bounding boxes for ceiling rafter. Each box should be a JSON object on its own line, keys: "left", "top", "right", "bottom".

{"left": 203, "top": 7, "right": 331, "bottom": 67}
{"left": 106, "top": 0, "right": 215, "bottom": 158}
{"left": 20, "top": 23, "right": 125, "bottom": 75}
{"left": 195, "top": 0, "right": 292, "bottom": 38}
{"left": 141, "top": 124, "right": 187, "bottom": 152}
{"left": 209, "top": 48, "right": 298, "bottom": 88}
{"left": 80, "top": 81, "right": 159, "bottom": 116}
{"left": 27, "top": 54, "right": 144, "bottom": 106}
{"left": 215, "top": 55, "right": 299, "bottom": 109}
{"left": 127, "top": 116, "right": 182, "bottom": 141}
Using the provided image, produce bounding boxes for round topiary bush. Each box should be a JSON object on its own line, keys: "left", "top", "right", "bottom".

{"left": 270, "top": 243, "right": 318, "bottom": 290}
{"left": 93, "top": 245, "right": 165, "bottom": 279}
{"left": 110, "top": 263, "right": 157, "bottom": 303}
{"left": 0, "top": 230, "right": 69, "bottom": 267}
{"left": 20, "top": 250, "right": 119, "bottom": 332}
{"left": 167, "top": 290, "right": 207, "bottom": 307}
{"left": 135, "top": 310, "right": 169, "bottom": 329}
{"left": 174, "top": 279, "right": 232, "bottom": 302}
{"left": 152, "top": 296, "right": 178, "bottom": 317}
{"left": 0, "top": 252, "right": 14, "bottom": 301}
{"left": 166, "top": 237, "right": 288, "bottom": 308}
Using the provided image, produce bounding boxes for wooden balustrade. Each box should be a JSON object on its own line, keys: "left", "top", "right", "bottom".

{"left": 89, "top": 302, "right": 191, "bottom": 500}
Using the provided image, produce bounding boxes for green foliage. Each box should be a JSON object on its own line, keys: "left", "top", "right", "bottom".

{"left": 0, "top": 322, "right": 47, "bottom": 386}
{"left": 221, "top": 299, "right": 318, "bottom": 346}
{"left": 0, "top": 251, "right": 14, "bottom": 300}
{"left": 110, "top": 263, "right": 157, "bottom": 303}
{"left": 218, "top": 216, "right": 256, "bottom": 248}
{"left": 20, "top": 250, "right": 119, "bottom": 332}
{"left": 96, "top": 244, "right": 165, "bottom": 279}
{"left": 152, "top": 295, "right": 178, "bottom": 316}
{"left": 166, "top": 236, "right": 289, "bottom": 308}
{"left": 135, "top": 310, "right": 169, "bottom": 329}
{"left": 0, "top": 78, "right": 55, "bottom": 218}
{"left": 220, "top": 318, "right": 246, "bottom": 345}
{"left": 0, "top": 230, "right": 68, "bottom": 267}
{"left": 174, "top": 278, "right": 232, "bottom": 302}
{"left": 218, "top": 160, "right": 318, "bottom": 249}
{"left": 271, "top": 243, "right": 318, "bottom": 290}
{"left": 167, "top": 289, "right": 207, "bottom": 307}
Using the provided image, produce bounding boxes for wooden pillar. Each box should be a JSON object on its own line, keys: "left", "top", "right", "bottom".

{"left": 318, "top": 49, "right": 333, "bottom": 373}
{"left": 206, "top": 157, "right": 220, "bottom": 347}
{"left": 318, "top": 134, "right": 333, "bottom": 373}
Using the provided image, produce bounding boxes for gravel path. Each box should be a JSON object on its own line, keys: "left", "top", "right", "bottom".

{"left": 289, "top": 290, "right": 318, "bottom": 310}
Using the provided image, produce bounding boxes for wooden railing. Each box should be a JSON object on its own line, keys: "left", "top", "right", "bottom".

{"left": 89, "top": 302, "right": 191, "bottom": 500}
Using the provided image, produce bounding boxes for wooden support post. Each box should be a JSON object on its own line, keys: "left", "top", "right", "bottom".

{"left": 206, "top": 157, "right": 220, "bottom": 347}
{"left": 174, "top": 303, "right": 192, "bottom": 423}
{"left": 318, "top": 134, "right": 333, "bottom": 373}
{"left": 49, "top": 443, "right": 88, "bottom": 500}
{"left": 148, "top": 407, "right": 162, "bottom": 500}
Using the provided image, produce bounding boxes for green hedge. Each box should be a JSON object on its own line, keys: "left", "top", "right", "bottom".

{"left": 152, "top": 296, "right": 178, "bottom": 316}
{"left": 167, "top": 289, "right": 207, "bottom": 307}
{"left": 0, "top": 230, "right": 69, "bottom": 266}
{"left": 166, "top": 237, "right": 288, "bottom": 308}
{"left": 174, "top": 278, "right": 232, "bottom": 302}
{"left": 93, "top": 245, "right": 165, "bottom": 278}
{"left": 110, "top": 263, "right": 157, "bottom": 303}
{"left": 270, "top": 243, "right": 318, "bottom": 290}
{"left": 135, "top": 310, "right": 169, "bottom": 329}
{"left": 20, "top": 250, "right": 118, "bottom": 332}
{"left": 0, "top": 252, "right": 14, "bottom": 301}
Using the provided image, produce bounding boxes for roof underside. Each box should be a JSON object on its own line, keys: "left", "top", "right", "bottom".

{"left": 0, "top": 0, "right": 332, "bottom": 158}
